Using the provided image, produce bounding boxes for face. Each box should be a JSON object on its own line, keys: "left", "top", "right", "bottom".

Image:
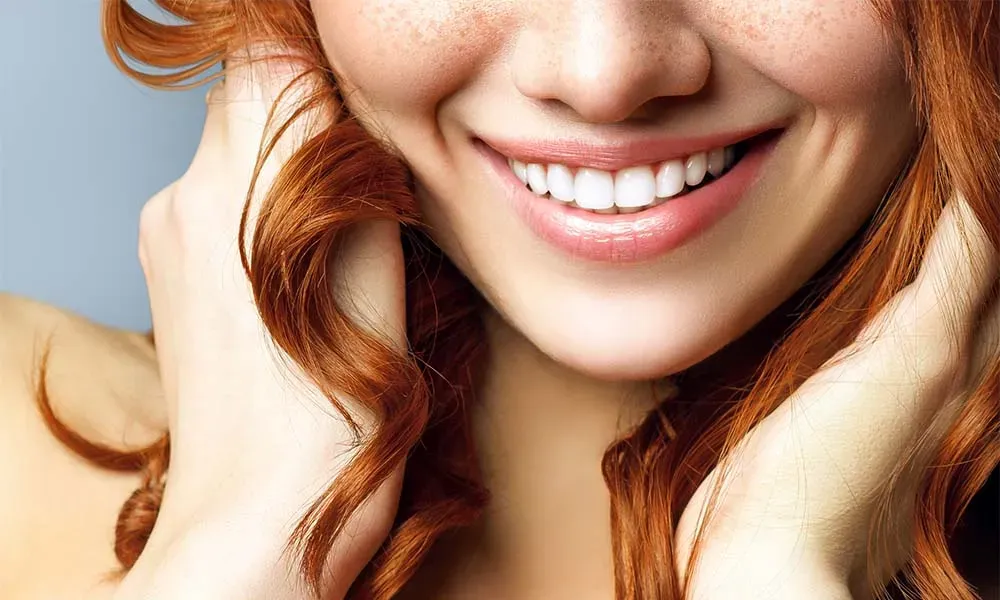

{"left": 311, "top": 0, "right": 915, "bottom": 381}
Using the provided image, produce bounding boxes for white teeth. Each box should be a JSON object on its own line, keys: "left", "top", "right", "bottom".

{"left": 546, "top": 163, "right": 576, "bottom": 202}
{"left": 685, "top": 152, "right": 708, "bottom": 187}
{"left": 614, "top": 166, "right": 656, "bottom": 208}
{"left": 707, "top": 147, "right": 726, "bottom": 177}
{"left": 506, "top": 143, "right": 738, "bottom": 214}
{"left": 655, "top": 159, "right": 686, "bottom": 198}
{"left": 526, "top": 163, "right": 548, "bottom": 195}
{"left": 511, "top": 160, "right": 528, "bottom": 185}
{"left": 574, "top": 168, "right": 615, "bottom": 210}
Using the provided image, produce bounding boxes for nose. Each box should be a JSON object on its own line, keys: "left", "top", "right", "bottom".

{"left": 510, "top": 3, "right": 711, "bottom": 124}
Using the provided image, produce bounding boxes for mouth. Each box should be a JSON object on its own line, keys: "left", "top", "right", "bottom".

{"left": 475, "top": 127, "right": 783, "bottom": 263}
{"left": 503, "top": 140, "right": 748, "bottom": 215}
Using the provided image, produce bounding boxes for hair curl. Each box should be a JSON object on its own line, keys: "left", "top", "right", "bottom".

{"left": 38, "top": 1, "right": 999, "bottom": 598}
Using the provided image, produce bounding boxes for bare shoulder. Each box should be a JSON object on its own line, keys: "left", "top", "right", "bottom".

{"left": 0, "top": 293, "right": 161, "bottom": 423}
{"left": 0, "top": 292, "right": 67, "bottom": 366}
{"left": 0, "top": 293, "right": 162, "bottom": 599}
{"left": 0, "top": 292, "right": 153, "bottom": 369}
{"left": 0, "top": 293, "right": 153, "bottom": 379}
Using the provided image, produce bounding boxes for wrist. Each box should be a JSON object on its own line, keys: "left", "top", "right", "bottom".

{"left": 115, "top": 463, "right": 397, "bottom": 600}
{"left": 112, "top": 520, "right": 312, "bottom": 600}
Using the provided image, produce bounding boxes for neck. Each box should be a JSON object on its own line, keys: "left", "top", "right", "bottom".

{"left": 436, "top": 310, "right": 666, "bottom": 598}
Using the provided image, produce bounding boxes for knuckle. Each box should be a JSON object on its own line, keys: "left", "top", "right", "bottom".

{"left": 172, "top": 163, "right": 241, "bottom": 225}
{"left": 164, "top": 174, "right": 221, "bottom": 232}
{"left": 855, "top": 287, "right": 969, "bottom": 392}
{"left": 137, "top": 185, "right": 175, "bottom": 278}
{"left": 918, "top": 341, "right": 964, "bottom": 387}
{"left": 888, "top": 330, "right": 965, "bottom": 392}
{"left": 138, "top": 185, "right": 176, "bottom": 250}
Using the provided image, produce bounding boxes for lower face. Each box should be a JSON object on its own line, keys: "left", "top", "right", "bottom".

{"left": 311, "top": 0, "right": 917, "bottom": 381}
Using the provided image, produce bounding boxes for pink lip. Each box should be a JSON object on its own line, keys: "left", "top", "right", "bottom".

{"left": 476, "top": 131, "right": 780, "bottom": 264}
{"left": 479, "top": 124, "right": 781, "bottom": 171}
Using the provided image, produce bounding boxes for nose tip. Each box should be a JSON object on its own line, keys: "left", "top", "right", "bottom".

{"left": 511, "top": 13, "right": 710, "bottom": 124}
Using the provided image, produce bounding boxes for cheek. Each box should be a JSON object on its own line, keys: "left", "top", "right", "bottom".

{"left": 698, "top": 0, "right": 901, "bottom": 106}
{"left": 310, "top": 0, "right": 506, "bottom": 110}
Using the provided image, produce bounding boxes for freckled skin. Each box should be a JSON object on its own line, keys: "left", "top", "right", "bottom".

{"left": 310, "top": 0, "right": 915, "bottom": 381}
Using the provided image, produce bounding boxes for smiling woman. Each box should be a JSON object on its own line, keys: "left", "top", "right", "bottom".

{"left": 5, "top": 0, "right": 999, "bottom": 599}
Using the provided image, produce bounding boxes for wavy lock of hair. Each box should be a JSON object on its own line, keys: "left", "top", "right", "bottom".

{"left": 36, "top": 1, "right": 999, "bottom": 599}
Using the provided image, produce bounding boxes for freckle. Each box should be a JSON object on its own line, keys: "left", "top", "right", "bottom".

{"left": 742, "top": 23, "right": 764, "bottom": 42}
{"left": 642, "top": 38, "right": 657, "bottom": 57}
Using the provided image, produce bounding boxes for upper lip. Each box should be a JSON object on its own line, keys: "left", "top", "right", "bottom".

{"left": 478, "top": 122, "right": 784, "bottom": 171}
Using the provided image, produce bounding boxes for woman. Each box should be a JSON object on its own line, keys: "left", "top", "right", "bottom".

{"left": 2, "top": 0, "right": 997, "bottom": 598}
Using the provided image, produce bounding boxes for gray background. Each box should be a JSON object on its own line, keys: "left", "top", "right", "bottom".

{"left": 0, "top": 0, "right": 209, "bottom": 329}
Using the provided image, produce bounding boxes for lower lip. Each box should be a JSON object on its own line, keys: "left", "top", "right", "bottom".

{"left": 477, "top": 134, "right": 779, "bottom": 263}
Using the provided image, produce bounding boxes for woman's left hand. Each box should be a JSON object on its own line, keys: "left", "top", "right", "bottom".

{"left": 677, "top": 194, "right": 999, "bottom": 600}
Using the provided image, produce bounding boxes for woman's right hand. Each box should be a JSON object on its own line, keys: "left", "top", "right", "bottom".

{"left": 112, "top": 49, "right": 407, "bottom": 600}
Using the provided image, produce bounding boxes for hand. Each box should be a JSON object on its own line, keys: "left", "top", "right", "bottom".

{"left": 677, "top": 195, "right": 999, "bottom": 599}
{"left": 112, "top": 49, "right": 407, "bottom": 600}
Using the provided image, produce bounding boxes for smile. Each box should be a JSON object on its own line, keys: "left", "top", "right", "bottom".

{"left": 476, "top": 127, "right": 783, "bottom": 263}
{"left": 506, "top": 145, "right": 739, "bottom": 214}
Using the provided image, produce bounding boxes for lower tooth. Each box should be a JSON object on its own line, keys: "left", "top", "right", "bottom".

{"left": 558, "top": 197, "right": 651, "bottom": 214}
{"left": 542, "top": 186, "right": 714, "bottom": 214}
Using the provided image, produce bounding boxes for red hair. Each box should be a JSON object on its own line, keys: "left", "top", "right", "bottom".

{"left": 38, "top": 1, "right": 999, "bottom": 598}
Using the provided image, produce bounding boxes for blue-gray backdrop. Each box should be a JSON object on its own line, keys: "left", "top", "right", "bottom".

{"left": 0, "top": 0, "right": 209, "bottom": 329}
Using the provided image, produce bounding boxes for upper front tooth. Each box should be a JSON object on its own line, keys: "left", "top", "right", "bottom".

{"left": 574, "top": 168, "right": 615, "bottom": 210}
{"left": 512, "top": 160, "right": 529, "bottom": 185}
{"left": 526, "top": 163, "right": 549, "bottom": 195}
{"left": 546, "top": 163, "right": 575, "bottom": 202}
{"left": 707, "top": 147, "right": 726, "bottom": 177}
{"left": 509, "top": 145, "right": 732, "bottom": 209}
{"left": 685, "top": 152, "right": 708, "bottom": 186}
{"left": 655, "top": 159, "right": 685, "bottom": 198}
{"left": 614, "top": 166, "right": 656, "bottom": 208}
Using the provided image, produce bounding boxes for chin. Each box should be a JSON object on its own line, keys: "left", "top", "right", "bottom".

{"left": 519, "top": 310, "right": 734, "bottom": 382}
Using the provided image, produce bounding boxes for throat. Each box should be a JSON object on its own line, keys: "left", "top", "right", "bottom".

{"left": 413, "top": 310, "right": 663, "bottom": 599}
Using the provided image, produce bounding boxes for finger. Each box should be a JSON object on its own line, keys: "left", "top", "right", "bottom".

{"left": 330, "top": 220, "right": 408, "bottom": 354}
{"left": 968, "top": 289, "right": 1000, "bottom": 389}
{"left": 221, "top": 44, "right": 326, "bottom": 167}
{"left": 188, "top": 47, "right": 329, "bottom": 247}
{"left": 910, "top": 192, "right": 998, "bottom": 338}
{"left": 847, "top": 193, "right": 997, "bottom": 393}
